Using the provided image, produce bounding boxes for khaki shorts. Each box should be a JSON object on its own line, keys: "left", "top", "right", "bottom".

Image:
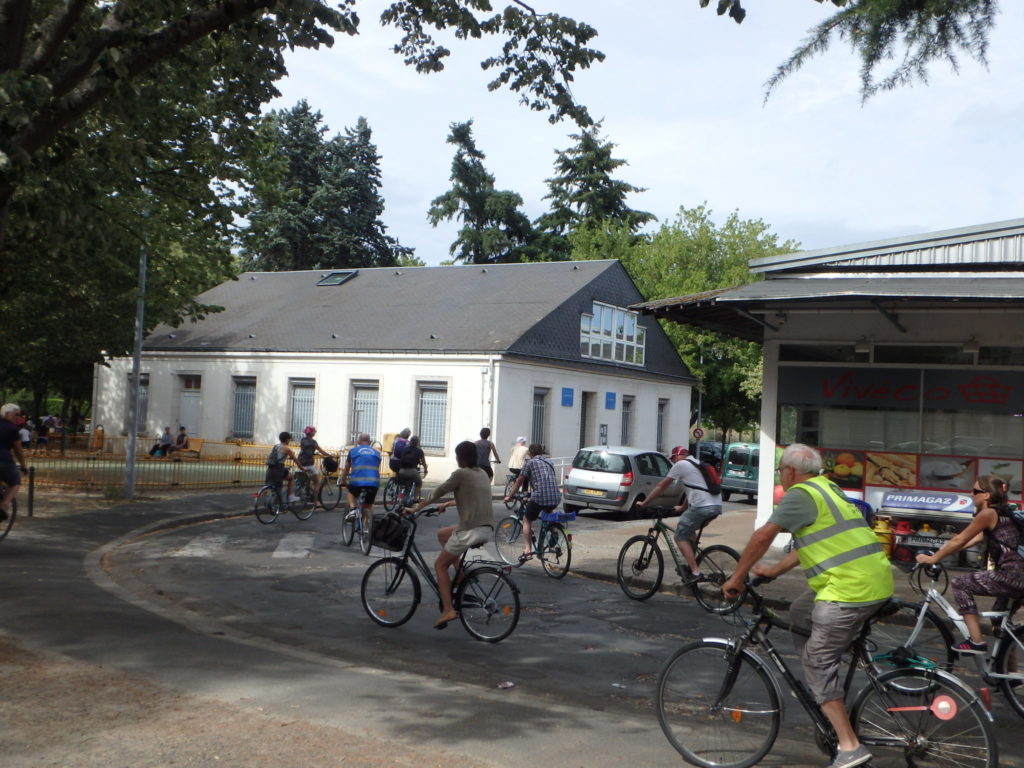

{"left": 444, "top": 525, "right": 493, "bottom": 556}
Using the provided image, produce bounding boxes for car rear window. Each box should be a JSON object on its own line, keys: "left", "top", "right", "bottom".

{"left": 572, "top": 450, "right": 629, "bottom": 473}
{"left": 727, "top": 447, "right": 750, "bottom": 466}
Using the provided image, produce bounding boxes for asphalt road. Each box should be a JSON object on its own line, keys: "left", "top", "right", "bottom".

{"left": 2, "top": 491, "right": 1022, "bottom": 767}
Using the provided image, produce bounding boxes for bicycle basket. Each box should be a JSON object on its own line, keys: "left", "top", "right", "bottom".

{"left": 540, "top": 510, "right": 576, "bottom": 523}
{"left": 371, "top": 511, "right": 411, "bottom": 551}
{"left": 321, "top": 456, "right": 339, "bottom": 474}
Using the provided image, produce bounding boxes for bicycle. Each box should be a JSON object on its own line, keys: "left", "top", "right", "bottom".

{"left": 0, "top": 480, "right": 16, "bottom": 542}
{"left": 383, "top": 473, "right": 419, "bottom": 512}
{"left": 289, "top": 469, "right": 316, "bottom": 520}
{"left": 318, "top": 455, "right": 342, "bottom": 510}
{"left": 873, "top": 561, "right": 1024, "bottom": 718}
{"left": 656, "top": 577, "right": 997, "bottom": 768}
{"left": 360, "top": 505, "right": 521, "bottom": 642}
{"left": 341, "top": 485, "right": 375, "bottom": 555}
{"left": 616, "top": 506, "right": 742, "bottom": 614}
{"left": 253, "top": 474, "right": 313, "bottom": 525}
{"left": 502, "top": 471, "right": 523, "bottom": 509}
{"left": 494, "top": 506, "right": 573, "bottom": 579}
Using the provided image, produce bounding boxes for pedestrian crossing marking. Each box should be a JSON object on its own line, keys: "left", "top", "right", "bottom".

{"left": 272, "top": 533, "right": 317, "bottom": 559}
{"left": 172, "top": 533, "right": 228, "bottom": 558}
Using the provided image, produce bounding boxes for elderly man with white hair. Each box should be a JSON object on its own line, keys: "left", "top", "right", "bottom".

{"left": 0, "top": 403, "right": 28, "bottom": 520}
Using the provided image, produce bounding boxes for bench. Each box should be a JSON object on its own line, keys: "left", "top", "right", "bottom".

{"left": 171, "top": 437, "right": 204, "bottom": 461}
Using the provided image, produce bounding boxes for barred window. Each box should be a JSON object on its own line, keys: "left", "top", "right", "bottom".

{"left": 289, "top": 379, "right": 315, "bottom": 438}
{"left": 232, "top": 377, "right": 256, "bottom": 439}
{"left": 656, "top": 399, "right": 668, "bottom": 454}
{"left": 621, "top": 395, "right": 634, "bottom": 446}
{"left": 417, "top": 383, "right": 448, "bottom": 451}
{"left": 350, "top": 381, "right": 379, "bottom": 443}
{"left": 531, "top": 388, "right": 549, "bottom": 448}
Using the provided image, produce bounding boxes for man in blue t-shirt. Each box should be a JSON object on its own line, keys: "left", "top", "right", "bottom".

{"left": 0, "top": 403, "right": 28, "bottom": 520}
{"left": 342, "top": 433, "right": 381, "bottom": 528}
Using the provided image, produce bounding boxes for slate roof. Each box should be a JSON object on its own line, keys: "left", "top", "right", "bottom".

{"left": 146, "top": 260, "right": 694, "bottom": 382}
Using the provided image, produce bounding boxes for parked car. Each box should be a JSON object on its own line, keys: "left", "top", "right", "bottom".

{"left": 562, "top": 446, "right": 680, "bottom": 515}
{"left": 720, "top": 441, "right": 759, "bottom": 501}
{"left": 690, "top": 441, "right": 723, "bottom": 472}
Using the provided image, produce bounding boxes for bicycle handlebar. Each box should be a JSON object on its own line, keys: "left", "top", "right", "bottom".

{"left": 909, "top": 561, "right": 944, "bottom": 579}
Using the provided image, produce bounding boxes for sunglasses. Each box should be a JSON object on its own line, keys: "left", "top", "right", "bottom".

{"left": 972, "top": 488, "right": 987, "bottom": 495}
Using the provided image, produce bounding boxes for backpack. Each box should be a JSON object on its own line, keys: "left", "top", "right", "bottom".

{"left": 683, "top": 456, "right": 722, "bottom": 496}
{"left": 996, "top": 504, "right": 1024, "bottom": 559}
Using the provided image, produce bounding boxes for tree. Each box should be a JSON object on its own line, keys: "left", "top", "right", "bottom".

{"left": 0, "top": 1, "right": 605, "bottom": 242}
{"left": 535, "top": 123, "right": 655, "bottom": 251}
{"left": 428, "top": 120, "right": 536, "bottom": 264}
{"left": 701, "top": 0, "right": 999, "bottom": 100}
{"left": 573, "top": 204, "right": 798, "bottom": 440}
{"left": 241, "top": 104, "right": 412, "bottom": 270}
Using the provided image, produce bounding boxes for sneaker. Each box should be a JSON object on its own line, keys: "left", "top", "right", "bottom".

{"left": 682, "top": 571, "right": 704, "bottom": 585}
{"left": 828, "top": 745, "right": 872, "bottom": 768}
{"left": 952, "top": 639, "right": 988, "bottom": 655}
{"left": 288, "top": 495, "right": 301, "bottom": 503}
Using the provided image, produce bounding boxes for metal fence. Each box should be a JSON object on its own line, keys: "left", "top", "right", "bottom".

{"left": 24, "top": 437, "right": 351, "bottom": 491}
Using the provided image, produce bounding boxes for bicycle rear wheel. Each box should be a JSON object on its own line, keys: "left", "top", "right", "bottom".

{"left": 539, "top": 523, "right": 571, "bottom": 579}
{"left": 616, "top": 535, "right": 663, "bottom": 600}
{"left": 0, "top": 495, "right": 16, "bottom": 541}
{"left": 458, "top": 567, "right": 520, "bottom": 642}
{"left": 361, "top": 557, "right": 420, "bottom": 627}
{"left": 851, "top": 667, "right": 996, "bottom": 768}
{"left": 292, "top": 477, "right": 315, "bottom": 520}
{"left": 995, "top": 623, "right": 1024, "bottom": 718}
{"left": 359, "top": 512, "right": 373, "bottom": 555}
{"left": 503, "top": 477, "right": 517, "bottom": 508}
{"left": 494, "top": 515, "right": 523, "bottom": 565}
{"left": 656, "top": 640, "right": 781, "bottom": 768}
{"left": 341, "top": 507, "right": 356, "bottom": 545}
{"left": 692, "top": 545, "right": 743, "bottom": 614}
{"left": 383, "top": 478, "right": 398, "bottom": 512}
{"left": 319, "top": 478, "right": 341, "bottom": 511}
{"left": 867, "top": 601, "right": 954, "bottom": 681}
{"left": 254, "top": 486, "right": 281, "bottom": 524}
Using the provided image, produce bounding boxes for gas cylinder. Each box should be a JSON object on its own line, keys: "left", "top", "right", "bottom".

{"left": 892, "top": 520, "right": 914, "bottom": 536}
{"left": 873, "top": 517, "right": 893, "bottom": 558}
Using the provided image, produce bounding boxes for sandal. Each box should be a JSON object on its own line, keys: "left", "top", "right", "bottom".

{"left": 433, "top": 610, "right": 458, "bottom": 629}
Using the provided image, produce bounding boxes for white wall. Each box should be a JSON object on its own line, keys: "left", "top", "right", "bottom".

{"left": 95, "top": 351, "right": 692, "bottom": 483}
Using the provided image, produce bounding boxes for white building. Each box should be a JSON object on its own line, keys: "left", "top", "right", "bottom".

{"left": 93, "top": 260, "right": 695, "bottom": 479}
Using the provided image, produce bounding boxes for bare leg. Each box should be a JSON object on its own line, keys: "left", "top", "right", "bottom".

{"left": 677, "top": 537, "right": 700, "bottom": 573}
{"left": 521, "top": 517, "right": 534, "bottom": 556}
{"left": 964, "top": 613, "right": 985, "bottom": 644}
{"left": 820, "top": 699, "right": 861, "bottom": 753}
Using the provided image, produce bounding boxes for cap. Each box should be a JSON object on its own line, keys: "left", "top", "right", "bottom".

{"left": 670, "top": 446, "right": 689, "bottom": 458}
{"left": 303, "top": 426, "right": 316, "bottom": 436}
{"left": 516, "top": 436, "right": 527, "bottom": 444}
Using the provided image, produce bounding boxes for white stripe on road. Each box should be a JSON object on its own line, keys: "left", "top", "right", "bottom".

{"left": 272, "top": 533, "right": 317, "bottom": 559}
{"left": 172, "top": 533, "right": 228, "bottom": 558}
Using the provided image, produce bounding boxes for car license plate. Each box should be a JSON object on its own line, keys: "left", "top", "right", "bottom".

{"left": 581, "top": 488, "right": 604, "bottom": 497}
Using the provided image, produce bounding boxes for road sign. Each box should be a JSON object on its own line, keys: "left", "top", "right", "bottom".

{"left": 691, "top": 426, "right": 704, "bottom": 440}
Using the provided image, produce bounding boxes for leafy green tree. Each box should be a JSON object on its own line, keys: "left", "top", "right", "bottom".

{"left": 701, "top": 0, "right": 998, "bottom": 100}
{"left": 536, "top": 123, "right": 654, "bottom": 254}
{"left": 241, "top": 104, "right": 411, "bottom": 270}
{"left": 428, "top": 120, "right": 536, "bottom": 264}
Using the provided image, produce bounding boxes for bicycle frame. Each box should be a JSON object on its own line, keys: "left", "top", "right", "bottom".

{"left": 644, "top": 508, "right": 708, "bottom": 573}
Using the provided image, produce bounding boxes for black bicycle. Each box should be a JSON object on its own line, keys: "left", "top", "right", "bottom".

{"left": 360, "top": 506, "right": 521, "bottom": 642}
{"left": 341, "top": 485, "right": 374, "bottom": 555}
{"left": 254, "top": 472, "right": 314, "bottom": 525}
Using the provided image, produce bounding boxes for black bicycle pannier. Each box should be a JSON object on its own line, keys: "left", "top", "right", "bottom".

{"left": 321, "top": 456, "right": 339, "bottom": 474}
{"left": 371, "top": 511, "right": 411, "bottom": 551}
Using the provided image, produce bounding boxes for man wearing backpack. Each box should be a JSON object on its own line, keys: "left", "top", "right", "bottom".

{"left": 637, "top": 445, "right": 723, "bottom": 584}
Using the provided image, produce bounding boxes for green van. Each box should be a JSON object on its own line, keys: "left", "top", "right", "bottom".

{"left": 720, "top": 442, "right": 759, "bottom": 501}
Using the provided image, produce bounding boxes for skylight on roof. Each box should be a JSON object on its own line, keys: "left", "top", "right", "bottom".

{"left": 317, "top": 270, "right": 358, "bottom": 286}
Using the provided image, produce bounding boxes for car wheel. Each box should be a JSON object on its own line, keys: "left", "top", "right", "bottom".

{"left": 562, "top": 503, "right": 581, "bottom": 515}
{"left": 721, "top": 490, "right": 731, "bottom": 502}
{"left": 628, "top": 497, "right": 646, "bottom": 519}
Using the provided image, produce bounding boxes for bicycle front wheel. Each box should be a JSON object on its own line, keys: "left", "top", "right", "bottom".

{"left": 693, "top": 545, "right": 743, "bottom": 614}
{"left": 0, "top": 496, "right": 16, "bottom": 541}
{"left": 383, "top": 478, "right": 398, "bottom": 512}
{"left": 616, "top": 535, "right": 664, "bottom": 600}
{"left": 656, "top": 640, "right": 781, "bottom": 768}
{"left": 319, "top": 478, "right": 341, "bottom": 511}
{"left": 341, "top": 507, "right": 356, "bottom": 545}
{"left": 494, "top": 515, "right": 523, "bottom": 565}
{"left": 361, "top": 557, "right": 420, "bottom": 627}
{"left": 994, "top": 623, "right": 1024, "bottom": 719}
{"left": 868, "top": 601, "right": 954, "bottom": 680}
{"left": 539, "top": 523, "right": 571, "bottom": 579}
{"left": 254, "top": 486, "right": 280, "bottom": 524}
{"left": 458, "top": 567, "right": 520, "bottom": 642}
{"left": 851, "top": 667, "right": 996, "bottom": 768}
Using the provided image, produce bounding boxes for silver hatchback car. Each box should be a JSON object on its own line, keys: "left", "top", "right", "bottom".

{"left": 562, "top": 446, "right": 680, "bottom": 515}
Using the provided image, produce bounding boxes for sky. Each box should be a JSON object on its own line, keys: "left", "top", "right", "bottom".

{"left": 270, "top": 2, "right": 1024, "bottom": 265}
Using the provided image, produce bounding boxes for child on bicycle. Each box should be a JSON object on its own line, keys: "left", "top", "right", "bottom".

{"left": 410, "top": 440, "right": 493, "bottom": 629}
{"left": 297, "top": 426, "right": 332, "bottom": 504}
{"left": 266, "top": 432, "right": 301, "bottom": 503}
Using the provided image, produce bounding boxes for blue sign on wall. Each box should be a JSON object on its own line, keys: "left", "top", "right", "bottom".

{"left": 561, "top": 387, "right": 574, "bottom": 407}
{"left": 605, "top": 392, "right": 616, "bottom": 410}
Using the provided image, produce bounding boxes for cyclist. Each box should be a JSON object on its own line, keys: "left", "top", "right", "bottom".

{"left": 0, "top": 403, "right": 28, "bottom": 520}
{"left": 341, "top": 432, "right": 381, "bottom": 530}
{"left": 916, "top": 474, "right": 1024, "bottom": 654}
{"left": 722, "top": 443, "right": 893, "bottom": 768}
{"left": 410, "top": 440, "right": 493, "bottom": 629}
{"left": 507, "top": 436, "right": 528, "bottom": 479}
{"left": 474, "top": 427, "right": 500, "bottom": 482}
{"left": 503, "top": 443, "right": 561, "bottom": 562}
{"left": 636, "top": 445, "right": 721, "bottom": 584}
{"left": 266, "top": 431, "right": 301, "bottom": 503}
{"left": 389, "top": 427, "right": 411, "bottom": 474}
{"left": 297, "top": 426, "right": 332, "bottom": 503}
{"left": 395, "top": 434, "right": 427, "bottom": 503}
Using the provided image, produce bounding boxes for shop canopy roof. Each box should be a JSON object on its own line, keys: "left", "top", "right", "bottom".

{"left": 633, "top": 277, "right": 1024, "bottom": 343}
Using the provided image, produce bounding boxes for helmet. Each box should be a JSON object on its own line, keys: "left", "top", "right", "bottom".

{"left": 303, "top": 426, "right": 316, "bottom": 436}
